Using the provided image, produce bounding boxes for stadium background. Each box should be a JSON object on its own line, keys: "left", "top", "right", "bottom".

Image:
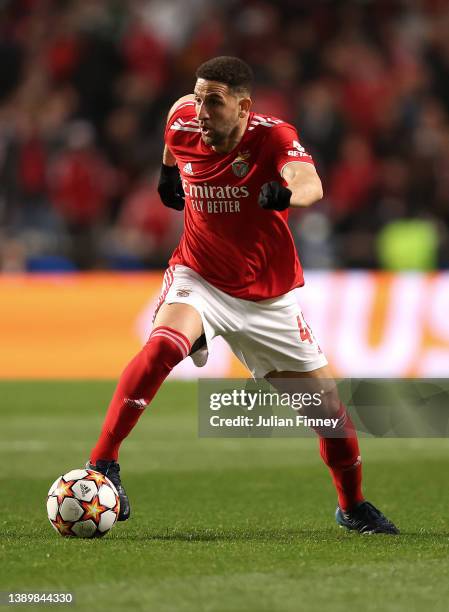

{"left": 2, "top": 2, "right": 449, "bottom": 611}
{"left": 0, "top": 0, "right": 448, "bottom": 378}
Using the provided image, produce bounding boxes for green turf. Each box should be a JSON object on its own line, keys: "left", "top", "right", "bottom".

{"left": 1, "top": 381, "right": 449, "bottom": 611}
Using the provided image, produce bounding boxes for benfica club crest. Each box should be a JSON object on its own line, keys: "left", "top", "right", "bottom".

{"left": 231, "top": 151, "right": 250, "bottom": 177}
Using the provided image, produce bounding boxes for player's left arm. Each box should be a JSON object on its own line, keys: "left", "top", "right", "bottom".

{"left": 258, "top": 161, "right": 323, "bottom": 211}
{"left": 281, "top": 161, "right": 323, "bottom": 208}
{"left": 258, "top": 123, "right": 323, "bottom": 211}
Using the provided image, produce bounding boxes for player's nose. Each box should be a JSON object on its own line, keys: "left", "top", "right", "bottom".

{"left": 197, "top": 102, "right": 209, "bottom": 120}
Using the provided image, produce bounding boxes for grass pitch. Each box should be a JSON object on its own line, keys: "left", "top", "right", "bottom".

{"left": 1, "top": 381, "right": 449, "bottom": 611}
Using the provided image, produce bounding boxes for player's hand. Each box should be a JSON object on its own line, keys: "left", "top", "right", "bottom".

{"left": 157, "top": 164, "right": 185, "bottom": 211}
{"left": 258, "top": 181, "right": 292, "bottom": 211}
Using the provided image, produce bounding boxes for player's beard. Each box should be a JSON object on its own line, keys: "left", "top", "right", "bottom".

{"left": 201, "top": 127, "right": 225, "bottom": 147}
{"left": 201, "top": 119, "right": 240, "bottom": 148}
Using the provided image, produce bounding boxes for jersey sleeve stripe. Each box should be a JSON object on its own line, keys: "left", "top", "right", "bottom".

{"left": 174, "top": 101, "right": 195, "bottom": 111}
{"left": 170, "top": 125, "right": 201, "bottom": 132}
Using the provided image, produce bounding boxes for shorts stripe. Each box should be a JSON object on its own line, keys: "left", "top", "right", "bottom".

{"left": 153, "top": 266, "right": 176, "bottom": 321}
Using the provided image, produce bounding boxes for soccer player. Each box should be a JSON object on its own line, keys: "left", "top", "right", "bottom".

{"left": 88, "top": 57, "right": 398, "bottom": 534}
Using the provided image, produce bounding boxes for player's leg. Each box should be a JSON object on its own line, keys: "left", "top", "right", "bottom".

{"left": 88, "top": 301, "right": 203, "bottom": 520}
{"left": 266, "top": 366, "right": 398, "bottom": 534}
{"left": 226, "top": 292, "right": 399, "bottom": 534}
{"left": 266, "top": 365, "right": 364, "bottom": 513}
{"left": 91, "top": 302, "right": 203, "bottom": 463}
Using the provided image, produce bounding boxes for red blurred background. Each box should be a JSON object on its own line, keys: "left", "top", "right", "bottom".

{"left": 0, "top": 0, "right": 448, "bottom": 273}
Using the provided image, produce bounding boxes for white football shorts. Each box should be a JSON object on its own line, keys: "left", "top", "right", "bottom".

{"left": 154, "top": 264, "right": 328, "bottom": 378}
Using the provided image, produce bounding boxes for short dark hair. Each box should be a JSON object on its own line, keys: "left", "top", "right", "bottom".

{"left": 195, "top": 56, "right": 253, "bottom": 95}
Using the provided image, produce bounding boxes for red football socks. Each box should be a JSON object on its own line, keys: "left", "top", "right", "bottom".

{"left": 90, "top": 326, "right": 191, "bottom": 463}
{"left": 316, "top": 403, "right": 364, "bottom": 512}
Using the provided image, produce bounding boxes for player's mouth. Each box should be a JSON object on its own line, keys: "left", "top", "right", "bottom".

{"left": 200, "top": 125, "right": 213, "bottom": 136}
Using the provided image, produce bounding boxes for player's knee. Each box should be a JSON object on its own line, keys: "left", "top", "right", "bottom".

{"left": 143, "top": 326, "right": 191, "bottom": 373}
{"left": 318, "top": 390, "right": 341, "bottom": 417}
{"left": 294, "top": 388, "right": 341, "bottom": 419}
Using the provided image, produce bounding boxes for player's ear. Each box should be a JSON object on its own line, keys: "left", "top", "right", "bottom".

{"left": 239, "top": 97, "right": 252, "bottom": 117}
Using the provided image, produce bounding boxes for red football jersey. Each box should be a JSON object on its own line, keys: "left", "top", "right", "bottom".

{"left": 165, "top": 101, "right": 314, "bottom": 300}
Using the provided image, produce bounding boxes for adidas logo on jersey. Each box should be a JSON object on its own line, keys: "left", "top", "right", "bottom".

{"left": 183, "top": 162, "right": 194, "bottom": 175}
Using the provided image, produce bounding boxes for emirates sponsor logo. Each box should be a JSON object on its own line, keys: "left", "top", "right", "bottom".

{"left": 181, "top": 180, "right": 250, "bottom": 199}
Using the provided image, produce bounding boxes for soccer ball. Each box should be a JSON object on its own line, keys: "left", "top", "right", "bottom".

{"left": 46, "top": 468, "right": 120, "bottom": 538}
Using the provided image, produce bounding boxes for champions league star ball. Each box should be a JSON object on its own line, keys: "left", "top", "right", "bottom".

{"left": 46, "top": 469, "right": 120, "bottom": 538}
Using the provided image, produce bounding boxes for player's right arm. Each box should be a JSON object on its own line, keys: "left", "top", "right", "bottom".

{"left": 158, "top": 95, "right": 195, "bottom": 211}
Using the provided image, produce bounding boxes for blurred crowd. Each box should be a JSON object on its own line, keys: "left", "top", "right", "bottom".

{"left": 0, "top": 0, "right": 448, "bottom": 272}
